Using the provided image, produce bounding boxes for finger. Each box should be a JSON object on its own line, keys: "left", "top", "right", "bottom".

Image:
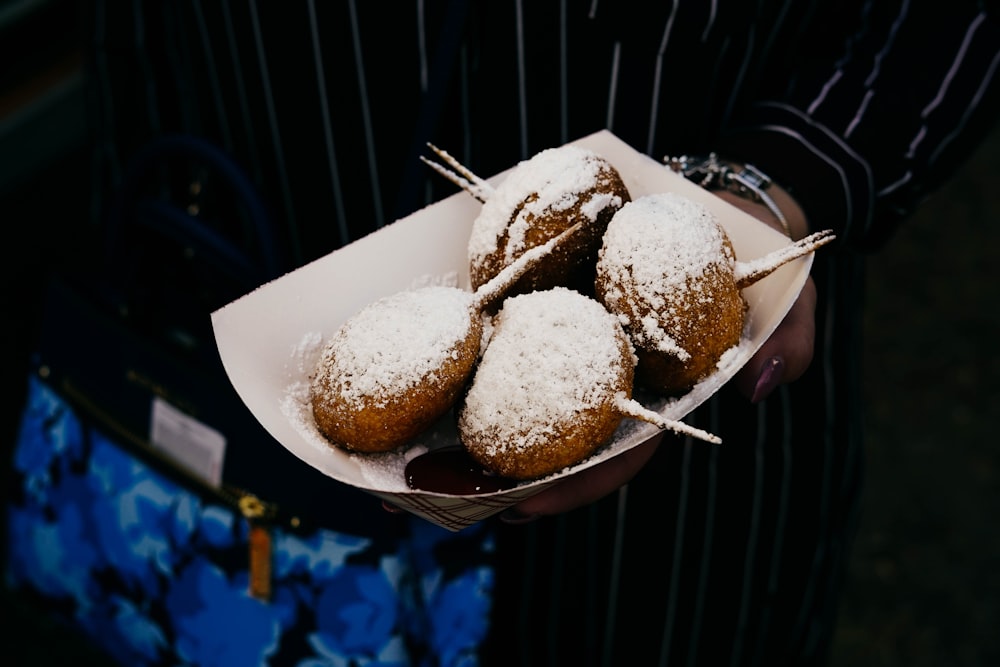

{"left": 734, "top": 276, "right": 817, "bottom": 401}
{"left": 381, "top": 500, "right": 404, "bottom": 514}
{"left": 500, "top": 434, "right": 664, "bottom": 522}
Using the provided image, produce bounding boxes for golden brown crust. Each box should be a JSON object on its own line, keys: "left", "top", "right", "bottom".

{"left": 470, "top": 154, "right": 630, "bottom": 308}
{"left": 595, "top": 193, "right": 749, "bottom": 396}
{"left": 312, "top": 316, "right": 482, "bottom": 453}
{"left": 309, "top": 289, "right": 483, "bottom": 454}
{"left": 603, "top": 245, "right": 745, "bottom": 395}
{"left": 464, "top": 398, "right": 626, "bottom": 480}
{"left": 458, "top": 288, "right": 635, "bottom": 480}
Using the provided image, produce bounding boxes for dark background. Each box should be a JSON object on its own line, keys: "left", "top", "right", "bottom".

{"left": 829, "top": 116, "right": 1000, "bottom": 666}
{"left": 1, "top": 1, "right": 998, "bottom": 664}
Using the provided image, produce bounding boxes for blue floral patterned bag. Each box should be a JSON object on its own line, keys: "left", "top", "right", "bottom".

{"left": 6, "top": 373, "right": 495, "bottom": 666}
{"left": 3, "top": 134, "right": 496, "bottom": 666}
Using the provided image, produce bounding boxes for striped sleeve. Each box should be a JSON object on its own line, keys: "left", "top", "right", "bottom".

{"left": 718, "top": 2, "right": 1000, "bottom": 251}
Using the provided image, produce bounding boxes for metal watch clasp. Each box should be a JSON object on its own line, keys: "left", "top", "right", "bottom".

{"left": 665, "top": 152, "right": 771, "bottom": 203}
{"left": 665, "top": 152, "right": 791, "bottom": 238}
{"left": 666, "top": 153, "right": 727, "bottom": 189}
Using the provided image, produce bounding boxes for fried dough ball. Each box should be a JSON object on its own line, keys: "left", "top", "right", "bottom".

{"left": 457, "top": 287, "right": 637, "bottom": 480}
{"left": 457, "top": 287, "right": 721, "bottom": 480}
{"left": 596, "top": 192, "right": 836, "bottom": 396}
{"left": 310, "top": 286, "right": 481, "bottom": 453}
{"left": 595, "top": 192, "right": 747, "bottom": 396}
{"left": 468, "top": 145, "right": 630, "bottom": 306}
{"left": 310, "top": 220, "right": 588, "bottom": 454}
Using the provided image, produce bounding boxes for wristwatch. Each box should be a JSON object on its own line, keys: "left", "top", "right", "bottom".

{"left": 664, "top": 152, "right": 792, "bottom": 238}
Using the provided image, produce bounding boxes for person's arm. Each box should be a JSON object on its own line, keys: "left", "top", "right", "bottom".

{"left": 502, "top": 5, "right": 1000, "bottom": 522}
{"left": 718, "top": 3, "right": 1000, "bottom": 251}
{"left": 722, "top": 4, "right": 1000, "bottom": 412}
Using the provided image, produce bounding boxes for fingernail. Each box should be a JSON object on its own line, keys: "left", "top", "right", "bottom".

{"left": 499, "top": 509, "right": 539, "bottom": 525}
{"left": 751, "top": 356, "right": 785, "bottom": 403}
{"left": 381, "top": 500, "right": 404, "bottom": 514}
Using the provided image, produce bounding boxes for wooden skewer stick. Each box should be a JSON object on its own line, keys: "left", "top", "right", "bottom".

{"left": 420, "top": 142, "right": 495, "bottom": 203}
{"left": 615, "top": 395, "right": 722, "bottom": 445}
{"left": 734, "top": 229, "right": 836, "bottom": 289}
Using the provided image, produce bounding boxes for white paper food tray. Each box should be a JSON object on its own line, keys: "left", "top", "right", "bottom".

{"left": 212, "top": 130, "right": 812, "bottom": 531}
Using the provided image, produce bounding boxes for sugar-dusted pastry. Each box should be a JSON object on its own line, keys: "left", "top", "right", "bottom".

{"left": 458, "top": 287, "right": 720, "bottom": 481}
{"left": 310, "top": 222, "right": 584, "bottom": 454}
{"left": 595, "top": 192, "right": 834, "bottom": 395}
{"left": 423, "top": 143, "right": 630, "bottom": 309}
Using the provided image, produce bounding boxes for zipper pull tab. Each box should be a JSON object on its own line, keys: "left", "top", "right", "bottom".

{"left": 239, "top": 494, "right": 273, "bottom": 601}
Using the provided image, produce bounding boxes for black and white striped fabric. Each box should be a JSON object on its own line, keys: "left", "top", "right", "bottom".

{"left": 87, "top": 2, "right": 1000, "bottom": 665}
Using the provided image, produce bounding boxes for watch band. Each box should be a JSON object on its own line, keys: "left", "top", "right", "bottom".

{"left": 665, "top": 152, "right": 792, "bottom": 238}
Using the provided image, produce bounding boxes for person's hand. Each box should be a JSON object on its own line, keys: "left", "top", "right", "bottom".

{"left": 713, "top": 186, "right": 818, "bottom": 402}
{"left": 499, "top": 433, "right": 664, "bottom": 523}
{"left": 734, "top": 273, "right": 817, "bottom": 402}
{"left": 499, "top": 184, "right": 819, "bottom": 523}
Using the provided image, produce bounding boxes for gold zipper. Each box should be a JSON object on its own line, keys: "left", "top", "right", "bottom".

{"left": 48, "top": 366, "right": 290, "bottom": 601}
{"left": 239, "top": 494, "right": 274, "bottom": 601}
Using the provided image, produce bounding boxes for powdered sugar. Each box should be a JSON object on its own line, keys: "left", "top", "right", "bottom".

{"left": 733, "top": 229, "right": 836, "bottom": 288}
{"left": 458, "top": 287, "right": 635, "bottom": 459}
{"left": 597, "top": 192, "right": 735, "bottom": 354}
{"left": 310, "top": 286, "right": 475, "bottom": 409}
{"left": 281, "top": 326, "right": 450, "bottom": 492}
{"left": 468, "top": 145, "right": 621, "bottom": 264}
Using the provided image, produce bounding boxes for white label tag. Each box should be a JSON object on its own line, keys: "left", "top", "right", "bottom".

{"left": 149, "top": 397, "right": 226, "bottom": 488}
